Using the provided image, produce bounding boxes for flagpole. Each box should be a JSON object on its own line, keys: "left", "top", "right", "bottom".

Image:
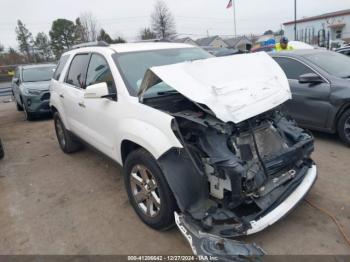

{"left": 233, "top": 0, "right": 237, "bottom": 37}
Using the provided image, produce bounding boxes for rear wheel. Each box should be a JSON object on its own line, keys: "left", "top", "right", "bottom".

{"left": 53, "top": 112, "right": 82, "bottom": 153}
{"left": 338, "top": 109, "right": 350, "bottom": 146}
{"left": 124, "top": 149, "right": 177, "bottom": 230}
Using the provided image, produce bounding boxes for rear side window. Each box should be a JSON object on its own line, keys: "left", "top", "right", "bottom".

{"left": 86, "top": 54, "right": 116, "bottom": 93}
{"left": 53, "top": 55, "right": 69, "bottom": 81}
{"left": 65, "top": 54, "right": 90, "bottom": 88}
{"left": 273, "top": 57, "right": 314, "bottom": 80}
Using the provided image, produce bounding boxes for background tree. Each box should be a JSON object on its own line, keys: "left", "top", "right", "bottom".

{"left": 79, "top": 12, "right": 99, "bottom": 42}
{"left": 274, "top": 29, "right": 285, "bottom": 36}
{"left": 75, "top": 18, "right": 88, "bottom": 43}
{"left": 112, "top": 36, "right": 126, "bottom": 44}
{"left": 0, "top": 43, "right": 4, "bottom": 53}
{"left": 15, "top": 20, "right": 33, "bottom": 62}
{"left": 0, "top": 48, "right": 26, "bottom": 65}
{"left": 139, "top": 28, "right": 157, "bottom": 40}
{"left": 49, "top": 19, "right": 76, "bottom": 58}
{"left": 34, "top": 32, "right": 52, "bottom": 62}
{"left": 151, "top": 1, "right": 176, "bottom": 39}
{"left": 263, "top": 29, "right": 274, "bottom": 35}
{"left": 97, "top": 29, "right": 113, "bottom": 43}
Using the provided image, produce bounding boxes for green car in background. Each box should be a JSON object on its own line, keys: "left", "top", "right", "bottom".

{"left": 12, "top": 64, "right": 56, "bottom": 120}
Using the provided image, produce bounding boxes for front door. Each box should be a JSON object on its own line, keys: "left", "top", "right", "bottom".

{"left": 273, "top": 57, "right": 331, "bottom": 129}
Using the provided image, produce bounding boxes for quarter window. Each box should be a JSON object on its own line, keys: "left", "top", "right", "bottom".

{"left": 54, "top": 55, "right": 69, "bottom": 81}
{"left": 65, "top": 54, "right": 90, "bottom": 88}
{"left": 273, "top": 57, "right": 314, "bottom": 80}
{"left": 86, "top": 54, "right": 116, "bottom": 93}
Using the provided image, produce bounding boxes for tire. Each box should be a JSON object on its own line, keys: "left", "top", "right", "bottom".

{"left": 0, "top": 139, "right": 4, "bottom": 159}
{"left": 123, "top": 149, "right": 177, "bottom": 230}
{"left": 23, "top": 103, "right": 34, "bottom": 121}
{"left": 338, "top": 109, "right": 350, "bottom": 146}
{"left": 53, "top": 112, "right": 82, "bottom": 153}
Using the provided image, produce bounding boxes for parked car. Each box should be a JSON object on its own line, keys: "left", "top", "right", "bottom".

{"left": 12, "top": 64, "right": 56, "bottom": 120}
{"left": 0, "top": 138, "right": 4, "bottom": 159}
{"left": 270, "top": 50, "right": 350, "bottom": 145}
{"left": 50, "top": 42, "right": 317, "bottom": 258}
{"left": 336, "top": 46, "right": 350, "bottom": 57}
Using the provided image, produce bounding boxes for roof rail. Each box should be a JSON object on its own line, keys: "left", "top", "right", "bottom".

{"left": 71, "top": 41, "right": 109, "bottom": 50}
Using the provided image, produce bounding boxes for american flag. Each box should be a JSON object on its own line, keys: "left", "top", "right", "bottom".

{"left": 226, "top": 0, "right": 233, "bottom": 9}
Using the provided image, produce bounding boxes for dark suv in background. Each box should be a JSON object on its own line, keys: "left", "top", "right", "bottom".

{"left": 12, "top": 64, "right": 56, "bottom": 120}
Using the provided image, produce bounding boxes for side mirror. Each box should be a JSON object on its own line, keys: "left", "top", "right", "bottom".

{"left": 299, "top": 73, "right": 324, "bottom": 84}
{"left": 84, "top": 82, "right": 116, "bottom": 99}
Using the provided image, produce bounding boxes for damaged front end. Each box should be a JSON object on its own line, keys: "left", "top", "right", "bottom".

{"left": 151, "top": 98, "right": 315, "bottom": 258}
{"left": 139, "top": 53, "right": 317, "bottom": 258}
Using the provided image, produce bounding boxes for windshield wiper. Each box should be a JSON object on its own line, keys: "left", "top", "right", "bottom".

{"left": 156, "top": 90, "right": 179, "bottom": 96}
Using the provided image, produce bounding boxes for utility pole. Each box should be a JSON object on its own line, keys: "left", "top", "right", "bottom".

{"left": 233, "top": 0, "right": 237, "bottom": 37}
{"left": 294, "top": 0, "right": 297, "bottom": 40}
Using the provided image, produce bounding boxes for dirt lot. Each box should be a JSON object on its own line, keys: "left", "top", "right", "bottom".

{"left": 0, "top": 99, "right": 349, "bottom": 255}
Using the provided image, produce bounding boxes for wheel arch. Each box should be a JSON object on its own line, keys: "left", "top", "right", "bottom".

{"left": 335, "top": 103, "right": 350, "bottom": 133}
{"left": 120, "top": 140, "right": 142, "bottom": 165}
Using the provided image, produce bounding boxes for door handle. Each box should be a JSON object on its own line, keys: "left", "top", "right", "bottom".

{"left": 78, "top": 102, "right": 86, "bottom": 108}
{"left": 59, "top": 94, "right": 64, "bottom": 99}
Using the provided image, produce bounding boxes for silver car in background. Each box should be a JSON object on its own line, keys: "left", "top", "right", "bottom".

{"left": 12, "top": 64, "right": 56, "bottom": 120}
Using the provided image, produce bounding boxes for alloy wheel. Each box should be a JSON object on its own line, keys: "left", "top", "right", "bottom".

{"left": 130, "top": 165, "right": 161, "bottom": 218}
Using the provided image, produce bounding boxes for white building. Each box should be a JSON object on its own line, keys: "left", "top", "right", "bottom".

{"left": 283, "top": 9, "right": 350, "bottom": 47}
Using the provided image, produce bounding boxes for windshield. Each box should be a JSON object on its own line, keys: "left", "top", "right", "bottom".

{"left": 113, "top": 48, "right": 212, "bottom": 96}
{"left": 304, "top": 51, "right": 350, "bottom": 78}
{"left": 22, "top": 66, "right": 56, "bottom": 82}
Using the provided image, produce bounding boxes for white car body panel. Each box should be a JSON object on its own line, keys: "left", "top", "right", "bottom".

{"left": 141, "top": 52, "right": 292, "bottom": 123}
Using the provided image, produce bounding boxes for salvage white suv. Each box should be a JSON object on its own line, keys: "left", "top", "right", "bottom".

{"left": 50, "top": 42, "right": 317, "bottom": 257}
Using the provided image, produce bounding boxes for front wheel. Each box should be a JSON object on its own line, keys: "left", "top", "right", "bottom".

{"left": 23, "top": 104, "right": 34, "bottom": 121}
{"left": 16, "top": 101, "right": 23, "bottom": 111}
{"left": 338, "top": 109, "right": 350, "bottom": 146}
{"left": 124, "top": 149, "right": 177, "bottom": 230}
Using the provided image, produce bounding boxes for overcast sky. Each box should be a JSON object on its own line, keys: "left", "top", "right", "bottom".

{"left": 0, "top": 0, "right": 349, "bottom": 48}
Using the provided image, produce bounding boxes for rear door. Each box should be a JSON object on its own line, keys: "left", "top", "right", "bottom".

{"left": 61, "top": 53, "right": 91, "bottom": 138}
{"left": 273, "top": 56, "right": 331, "bottom": 129}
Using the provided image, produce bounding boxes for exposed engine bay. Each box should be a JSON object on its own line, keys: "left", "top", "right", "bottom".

{"left": 143, "top": 93, "right": 314, "bottom": 238}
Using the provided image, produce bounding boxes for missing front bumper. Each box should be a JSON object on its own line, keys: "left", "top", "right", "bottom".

{"left": 175, "top": 165, "right": 317, "bottom": 260}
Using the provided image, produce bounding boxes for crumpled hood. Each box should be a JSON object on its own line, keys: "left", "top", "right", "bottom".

{"left": 139, "top": 52, "right": 291, "bottom": 123}
{"left": 21, "top": 81, "right": 51, "bottom": 91}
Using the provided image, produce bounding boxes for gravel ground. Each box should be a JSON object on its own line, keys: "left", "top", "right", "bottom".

{"left": 0, "top": 100, "right": 349, "bottom": 255}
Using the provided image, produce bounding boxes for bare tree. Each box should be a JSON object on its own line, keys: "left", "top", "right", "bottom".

{"left": 151, "top": 1, "right": 176, "bottom": 40}
{"left": 139, "top": 27, "right": 157, "bottom": 40}
{"left": 79, "top": 12, "right": 99, "bottom": 42}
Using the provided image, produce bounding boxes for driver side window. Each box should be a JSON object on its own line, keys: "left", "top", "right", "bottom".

{"left": 273, "top": 57, "right": 314, "bottom": 80}
{"left": 86, "top": 54, "right": 116, "bottom": 94}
